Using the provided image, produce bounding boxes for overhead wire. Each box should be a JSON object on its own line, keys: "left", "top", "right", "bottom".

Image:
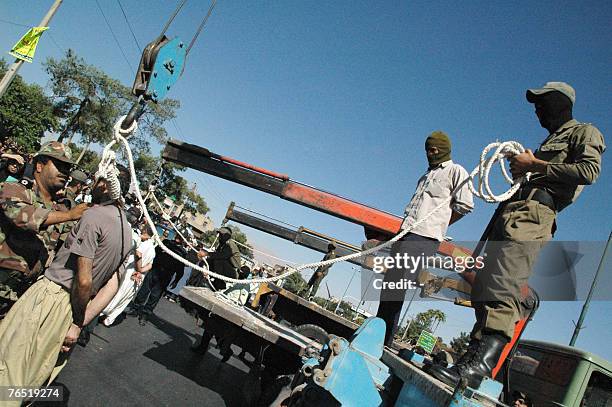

{"left": 186, "top": 0, "right": 217, "bottom": 56}
{"left": 94, "top": 0, "right": 135, "bottom": 75}
{"left": 0, "top": 18, "right": 64, "bottom": 54}
{"left": 116, "top": 0, "right": 142, "bottom": 52}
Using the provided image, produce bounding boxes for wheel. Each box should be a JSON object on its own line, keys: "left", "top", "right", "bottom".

{"left": 294, "top": 324, "right": 330, "bottom": 346}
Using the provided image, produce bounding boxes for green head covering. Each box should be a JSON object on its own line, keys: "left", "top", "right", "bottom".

{"left": 425, "top": 131, "right": 451, "bottom": 167}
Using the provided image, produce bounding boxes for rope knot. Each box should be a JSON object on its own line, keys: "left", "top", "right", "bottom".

{"left": 113, "top": 115, "right": 138, "bottom": 140}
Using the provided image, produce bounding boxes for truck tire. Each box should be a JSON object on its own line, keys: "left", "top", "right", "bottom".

{"left": 295, "top": 324, "right": 329, "bottom": 345}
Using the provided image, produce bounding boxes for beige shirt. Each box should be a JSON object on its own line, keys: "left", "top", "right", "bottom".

{"left": 401, "top": 160, "right": 474, "bottom": 241}
{"left": 530, "top": 119, "right": 606, "bottom": 211}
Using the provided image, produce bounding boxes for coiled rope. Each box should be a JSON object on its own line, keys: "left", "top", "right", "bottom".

{"left": 109, "top": 117, "right": 529, "bottom": 285}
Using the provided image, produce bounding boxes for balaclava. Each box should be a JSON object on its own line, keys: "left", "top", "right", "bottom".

{"left": 425, "top": 131, "right": 451, "bottom": 168}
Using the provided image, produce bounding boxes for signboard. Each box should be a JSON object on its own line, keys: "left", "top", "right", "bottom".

{"left": 9, "top": 27, "right": 48, "bottom": 63}
{"left": 417, "top": 330, "right": 437, "bottom": 354}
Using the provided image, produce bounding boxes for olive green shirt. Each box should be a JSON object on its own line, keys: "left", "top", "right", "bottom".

{"left": 529, "top": 119, "right": 606, "bottom": 211}
{"left": 208, "top": 240, "right": 241, "bottom": 279}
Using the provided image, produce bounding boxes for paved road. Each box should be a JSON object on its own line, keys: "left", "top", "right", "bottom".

{"left": 42, "top": 299, "right": 253, "bottom": 407}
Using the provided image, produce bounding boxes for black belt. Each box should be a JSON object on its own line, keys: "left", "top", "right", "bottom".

{"left": 508, "top": 187, "right": 556, "bottom": 211}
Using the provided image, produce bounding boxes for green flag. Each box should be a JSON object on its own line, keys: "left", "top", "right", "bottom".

{"left": 9, "top": 26, "right": 49, "bottom": 63}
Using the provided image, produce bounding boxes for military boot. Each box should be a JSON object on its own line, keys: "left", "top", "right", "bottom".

{"left": 428, "top": 333, "right": 508, "bottom": 389}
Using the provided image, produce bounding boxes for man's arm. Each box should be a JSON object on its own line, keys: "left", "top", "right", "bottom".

{"left": 511, "top": 127, "right": 605, "bottom": 183}
{"left": 71, "top": 256, "right": 93, "bottom": 327}
{"left": 82, "top": 272, "right": 120, "bottom": 325}
{"left": 449, "top": 165, "right": 474, "bottom": 225}
{"left": 62, "top": 272, "right": 119, "bottom": 353}
{"left": 44, "top": 203, "right": 89, "bottom": 227}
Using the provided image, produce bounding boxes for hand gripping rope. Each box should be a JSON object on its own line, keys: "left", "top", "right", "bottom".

{"left": 109, "top": 116, "right": 530, "bottom": 285}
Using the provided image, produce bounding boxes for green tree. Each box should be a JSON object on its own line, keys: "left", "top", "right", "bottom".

{"left": 336, "top": 300, "right": 357, "bottom": 320}
{"left": 184, "top": 187, "right": 209, "bottom": 215}
{"left": 0, "top": 60, "right": 58, "bottom": 153}
{"left": 399, "top": 309, "right": 448, "bottom": 341}
{"left": 44, "top": 50, "right": 179, "bottom": 153}
{"left": 67, "top": 142, "right": 100, "bottom": 175}
{"left": 449, "top": 331, "right": 471, "bottom": 356}
{"left": 284, "top": 272, "right": 307, "bottom": 295}
{"left": 228, "top": 225, "right": 253, "bottom": 259}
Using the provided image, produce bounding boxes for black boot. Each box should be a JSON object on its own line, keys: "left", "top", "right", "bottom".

{"left": 191, "top": 335, "right": 211, "bottom": 355}
{"left": 428, "top": 333, "right": 508, "bottom": 389}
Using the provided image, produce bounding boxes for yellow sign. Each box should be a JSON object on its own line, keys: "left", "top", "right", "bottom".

{"left": 9, "top": 27, "right": 49, "bottom": 63}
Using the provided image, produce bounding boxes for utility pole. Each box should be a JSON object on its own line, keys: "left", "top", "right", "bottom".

{"left": 0, "top": 0, "right": 63, "bottom": 99}
{"left": 398, "top": 288, "right": 419, "bottom": 340}
{"left": 335, "top": 267, "right": 359, "bottom": 314}
{"left": 569, "top": 231, "right": 612, "bottom": 346}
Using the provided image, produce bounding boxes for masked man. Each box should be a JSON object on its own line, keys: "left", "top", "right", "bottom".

{"left": 376, "top": 131, "right": 474, "bottom": 346}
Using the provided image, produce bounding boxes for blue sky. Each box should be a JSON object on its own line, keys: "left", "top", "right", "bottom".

{"left": 1, "top": 1, "right": 611, "bottom": 358}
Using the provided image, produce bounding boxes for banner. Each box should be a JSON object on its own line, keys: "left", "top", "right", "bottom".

{"left": 9, "top": 27, "right": 49, "bottom": 63}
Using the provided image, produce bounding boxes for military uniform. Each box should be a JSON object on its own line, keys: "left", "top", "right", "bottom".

{"left": 0, "top": 182, "right": 69, "bottom": 306}
{"left": 0, "top": 141, "right": 75, "bottom": 317}
{"left": 472, "top": 119, "right": 606, "bottom": 340}
{"left": 304, "top": 251, "right": 336, "bottom": 297}
{"left": 207, "top": 239, "right": 241, "bottom": 289}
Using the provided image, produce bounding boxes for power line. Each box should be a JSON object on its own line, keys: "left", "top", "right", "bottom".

{"left": 116, "top": 0, "right": 142, "bottom": 52}
{"left": 0, "top": 18, "right": 29, "bottom": 28}
{"left": 94, "top": 0, "right": 135, "bottom": 75}
{"left": 0, "top": 18, "right": 64, "bottom": 54}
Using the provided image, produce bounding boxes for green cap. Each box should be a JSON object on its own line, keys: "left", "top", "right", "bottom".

{"left": 526, "top": 81, "right": 575, "bottom": 104}
{"left": 218, "top": 226, "right": 232, "bottom": 236}
{"left": 69, "top": 169, "right": 88, "bottom": 183}
{"left": 34, "top": 141, "right": 75, "bottom": 164}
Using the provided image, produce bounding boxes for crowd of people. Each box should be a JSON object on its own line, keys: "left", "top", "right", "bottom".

{"left": 0, "top": 139, "right": 258, "bottom": 401}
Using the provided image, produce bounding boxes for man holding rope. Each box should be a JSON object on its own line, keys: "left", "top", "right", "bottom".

{"left": 430, "top": 82, "right": 606, "bottom": 389}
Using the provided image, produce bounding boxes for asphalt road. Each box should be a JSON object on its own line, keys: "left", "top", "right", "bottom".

{"left": 38, "top": 298, "right": 254, "bottom": 407}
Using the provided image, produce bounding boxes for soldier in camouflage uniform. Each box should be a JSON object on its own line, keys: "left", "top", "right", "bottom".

{"left": 430, "top": 82, "right": 606, "bottom": 389}
{"left": 0, "top": 141, "right": 89, "bottom": 318}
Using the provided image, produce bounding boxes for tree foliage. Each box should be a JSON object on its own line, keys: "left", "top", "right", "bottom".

{"left": 0, "top": 60, "right": 58, "bottom": 153}
{"left": 44, "top": 50, "right": 179, "bottom": 152}
{"left": 284, "top": 272, "right": 307, "bottom": 294}
{"left": 228, "top": 225, "right": 253, "bottom": 259}
{"left": 397, "top": 308, "right": 447, "bottom": 341}
{"left": 184, "top": 187, "right": 209, "bottom": 215}
{"left": 450, "top": 331, "right": 471, "bottom": 356}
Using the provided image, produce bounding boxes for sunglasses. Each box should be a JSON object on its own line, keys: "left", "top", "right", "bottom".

{"left": 50, "top": 158, "right": 73, "bottom": 175}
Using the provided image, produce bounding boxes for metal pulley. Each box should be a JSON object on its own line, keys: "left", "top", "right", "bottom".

{"left": 120, "top": 0, "right": 217, "bottom": 130}
{"left": 122, "top": 35, "right": 186, "bottom": 130}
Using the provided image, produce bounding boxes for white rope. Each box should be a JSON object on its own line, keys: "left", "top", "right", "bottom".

{"left": 109, "top": 116, "right": 529, "bottom": 285}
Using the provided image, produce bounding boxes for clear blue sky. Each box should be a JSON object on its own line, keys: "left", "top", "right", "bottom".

{"left": 1, "top": 1, "right": 610, "bottom": 358}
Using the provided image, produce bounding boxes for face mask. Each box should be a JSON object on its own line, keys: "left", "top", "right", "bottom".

{"left": 425, "top": 131, "right": 452, "bottom": 167}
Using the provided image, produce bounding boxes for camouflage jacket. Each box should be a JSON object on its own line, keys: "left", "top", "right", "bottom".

{"left": 0, "top": 181, "right": 69, "bottom": 278}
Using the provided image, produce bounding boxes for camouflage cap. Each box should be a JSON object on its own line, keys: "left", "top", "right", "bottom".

{"left": 526, "top": 81, "right": 575, "bottom": 104}
{"left": 69, "top": 169, "right": 88, "bottom": 183}
{"left": 34, "top": 141, "right": 75, "bottom": 164}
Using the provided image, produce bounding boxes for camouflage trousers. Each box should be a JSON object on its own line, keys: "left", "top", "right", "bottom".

{"left": 471, "top": 199, "right": 556, "bottom": 340}
{"left": 0, "top": 268, "right": 31, "bottom": 319}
